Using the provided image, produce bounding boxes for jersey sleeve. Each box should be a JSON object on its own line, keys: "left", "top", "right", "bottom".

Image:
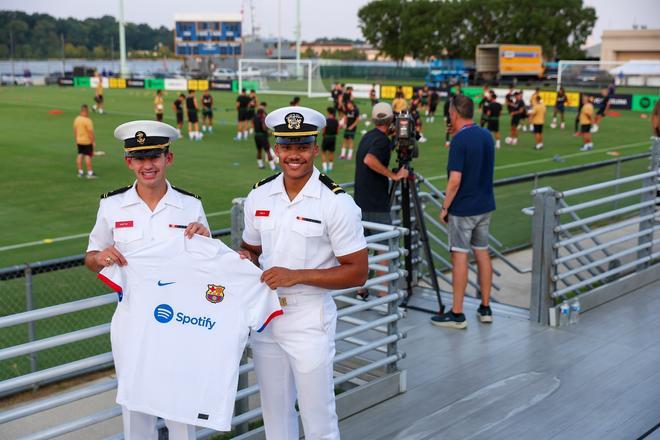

{"left": 326, "top": 194, "right": 367, "bottom": 257}
{"left": 241, "top": 193, "right": 261, "bottom": 246}
{"left": 447, "top": 139, "right": 465, "bottom": 173}
{"left": 224, "top": 253, "right": 282, "bottom": 332}
{"left": 97, "top": 263, "right": 126, "bottom": 302}
{"left": 87, "top": 201, "right": 113, "bottom": 253}
{"left": 196, "top": 200, "right": 210, "bottom": 230}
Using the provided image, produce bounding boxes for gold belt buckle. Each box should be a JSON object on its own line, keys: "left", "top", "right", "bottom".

{"left": 279, "top": 297, "right": 287, "bottom": 307}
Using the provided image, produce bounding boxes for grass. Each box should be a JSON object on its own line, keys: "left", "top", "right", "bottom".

{"left": 0, "top": 84, "right": 655, "bottom": 381}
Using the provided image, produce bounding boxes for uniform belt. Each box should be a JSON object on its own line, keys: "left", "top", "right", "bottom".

{"left": 278, "top": 293, "right": 325, "bottom": 307}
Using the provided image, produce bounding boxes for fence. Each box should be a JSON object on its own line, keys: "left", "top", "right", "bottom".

{"left": 528, "top": 139, "right": 660, "bottom": 324}
{"left": 0, "top": 212, "right": 408, "bottom": 439}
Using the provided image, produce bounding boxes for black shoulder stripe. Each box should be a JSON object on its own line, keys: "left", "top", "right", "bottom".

{"left": 172, "top": 186, "right": 202, "bottom": 200}
{"left": 253, "top": 172, "right": 281, "bottom": 189}
{"left": 100, "top": 185, "right": 133, "bottom": 199}
{"left": 319, "top": 173, "right": 345, "bottom": 195}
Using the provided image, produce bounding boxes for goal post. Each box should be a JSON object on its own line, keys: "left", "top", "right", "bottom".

{"left": 238, "top": 58, "right": 336, "bottom": 98}
{"left": 558, "top": 60, "right": 660, "bottom": 90}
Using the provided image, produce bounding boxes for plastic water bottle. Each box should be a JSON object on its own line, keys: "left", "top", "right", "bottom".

{"left": 559, "top": 302, "right": 570, "bottom": 326}
{"left": 569, "top": 299, "right": 581, "bottom": 324}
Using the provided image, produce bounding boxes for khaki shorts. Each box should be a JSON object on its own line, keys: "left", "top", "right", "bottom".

{"left": 448, "top": 212, "right": 492, "bottom": 253}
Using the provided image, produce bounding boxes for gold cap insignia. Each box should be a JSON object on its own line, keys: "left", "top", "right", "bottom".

{"left": 135, "top": 131, "right": 146, "bottom": 145}
{"left": 285, "top": 113, "right": 303, "bottom": 130}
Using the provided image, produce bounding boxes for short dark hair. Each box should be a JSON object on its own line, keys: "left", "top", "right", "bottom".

{"left": 156, "top": 89, "right": 162, "bottom": 94}
{"left": 327, "top": 106, "right": 336, "bottom": 115}
{"left": 81, "top": 104, "right": 88, "bottom": 111}
{"left": 179, "top": 93, "right": 185, "bottom": 98}
{"left": 450, "top": 94, "right": 474, "bottom": 119}
{"left": 188, "top": 89, "right": 194, "bottom": 94}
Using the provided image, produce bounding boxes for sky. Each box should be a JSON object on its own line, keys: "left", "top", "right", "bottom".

{"left": 3, "top": 0, "right": 660, "bottom": 46}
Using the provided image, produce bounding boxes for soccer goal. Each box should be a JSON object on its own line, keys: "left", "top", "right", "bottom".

{"left": 558, "top": 60, "right": 660, "bottom": 89}
{"left": 238, "top": 58, "right": 335, "bottom": 98}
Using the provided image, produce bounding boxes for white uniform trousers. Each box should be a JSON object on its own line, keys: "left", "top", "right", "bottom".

{"left": 252, "top": 293, "right": 340, "bottom": 440}
{"left": 122, "top": 407, "right": 196, "bottom": 440}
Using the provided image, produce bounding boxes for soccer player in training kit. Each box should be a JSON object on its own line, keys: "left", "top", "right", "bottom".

{"left": 92, "top": 73, "right": 105, "bottom": 114}
{"left": 486, "top": 91, "right": 502, "bottom": 149}
{"left": 340, "top": 100, "right": 360, "bottom": 160}
{"left": 173, "top": 94, "right": 185, "bottom": 137}
{"left": 592, "top": 87, "right": 611, "bottom": 133}
{"left": 84, "top": 120, "right": 210, "bottom": 439}
{"left": 578, "top": 94, "right": 595, "bottom": 151}
{"left": 248, "top": 90, "right": 258, "bottom": 134}
{"left": 506, "top": 92, "right": 526, "bottom": 145}
{"left": 73, "top": 104, "right": 97, "bottom": 178}
{"left": 154, "top": 90, "right": 164, "bottom": 122}
{"left": 478, "top": 85, "right": 491, "bottom": 127}
{"left": 201, "top": 90, "right": 214, "bottom": 134}
{"left": 551, "top": 86, "right": 569, "bottom": 129}
{"left": 186, "top": 89, "right": 202, "bottom": 141}
{"left": 427, "top": 88, "right": 439, "bottom": 122}
{"left": 322, "top": 107, "right": 339, "bottom": 173}
{"left": 369, "top": 84, "right": 379, "bottom": 107}
{"left": 252, "top": 107, "right": 276, "bottom": 170}
{"left": 529, "top": 94, "right": 547, "bottom": 150}
{"left": 235, "top": 89, "right": 251, "bottom": 141}
{"left": 239, "top": 106, "right": 368, "bottom": 440}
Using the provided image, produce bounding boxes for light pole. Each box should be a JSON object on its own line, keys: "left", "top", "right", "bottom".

{"left": 118, "top": 0, "right": 128, "bottom": 77}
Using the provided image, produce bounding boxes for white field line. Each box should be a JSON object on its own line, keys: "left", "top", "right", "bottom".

{"left": 0, "top": 141, "right": 650, "bottom": 252}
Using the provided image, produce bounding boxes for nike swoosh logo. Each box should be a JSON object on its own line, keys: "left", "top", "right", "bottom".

{"left": 157, "top": 281, "right": 176, "bottom": 286}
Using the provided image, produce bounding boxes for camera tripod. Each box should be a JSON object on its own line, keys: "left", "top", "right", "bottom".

{"left": 389, "top": 166, "right": 444, "bottom": 314}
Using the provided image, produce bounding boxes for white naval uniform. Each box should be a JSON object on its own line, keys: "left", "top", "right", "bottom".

{"left": 87, "top": 180, "right": 209, "bottom": 440}
{"left": 242, "top": 167, "right": 367, "bottom": 440}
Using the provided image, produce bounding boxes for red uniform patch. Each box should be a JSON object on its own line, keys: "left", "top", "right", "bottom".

{"left": 255, "top": 210, "right": 270, "bottom": 217}
{"left": 115, "top": 221, "right": 134, "bottom": 228}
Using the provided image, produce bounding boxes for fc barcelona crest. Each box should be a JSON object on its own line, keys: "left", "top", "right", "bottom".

{"left": 206, "top": 284, "right": 225, "bottom": 303}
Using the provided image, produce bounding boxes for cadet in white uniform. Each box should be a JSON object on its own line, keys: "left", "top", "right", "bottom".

{"left": 84, "top": 120, "right": 210, "bottom": 440}
{"left": 240, "top": 106, "right": 369, "bottom": 440}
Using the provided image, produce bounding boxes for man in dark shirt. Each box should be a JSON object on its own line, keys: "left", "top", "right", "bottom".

{"left": 486, "top": 91, "right": 502, "bottom": 149}
{"left": 186, "top": 89, "right": 201, "bottom": 141}
{"left": 432, "top": 95, "right": 495, "bottom": 329}
{"left": 340, "top": 100, "right": 360, "bottom": 160}
{"left": 201, "top": 90, "right": 214, "bottom": 134}
{"left": 172, "top": 93, "right": 185, "bottom": 136}
{"left": 427, "top": 88, "right": 440, "bottom": 123}
{"left": 354, "top": 102, "right": 408, "bottom": 300}
{"left": 252, "top": 107, "right": 276, "bottom": 170}
{"left": 593, "top": 87, "right": 611, "bottom": 133}
{"left": 247, "top": 89, "right": 258, "bottom": 134}
{"left": 235, "top": 88, "right": 251, "bottom": 141}
{"left": 322, "top": 107, "right": 339, "bottom": 173}
{"left": 506, "top": 92, "right": 525, "bottom": 145}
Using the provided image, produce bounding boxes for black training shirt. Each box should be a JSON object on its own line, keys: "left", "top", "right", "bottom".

{"left": 354, "top": 128, "right": 393, "bottom": 212}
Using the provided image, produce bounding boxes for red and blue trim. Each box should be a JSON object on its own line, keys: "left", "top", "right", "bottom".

{"left": 98, "top": 273, "right": 123, "bottom": 302}
{"left": 256, "top": 309, "right": 283, "bottom": 333}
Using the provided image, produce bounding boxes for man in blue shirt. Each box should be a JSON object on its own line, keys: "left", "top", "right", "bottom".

{"left": 432, "top": 95, "right": 496, "bottom": 329}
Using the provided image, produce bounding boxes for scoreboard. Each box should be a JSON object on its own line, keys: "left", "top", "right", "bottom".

{"left": 174, "top": 13, "right": 242, "bottom": 56}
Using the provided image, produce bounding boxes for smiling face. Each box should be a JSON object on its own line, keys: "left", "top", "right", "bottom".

{"left": 275, "top": 142, "right": 318, "bottom": 182}
{"left": 125, "top": 151, "right": 173, "bottom": 190}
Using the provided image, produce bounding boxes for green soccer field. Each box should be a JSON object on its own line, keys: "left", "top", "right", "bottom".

{"left": 0, "top": 85, "right": 655, "bottom": 268}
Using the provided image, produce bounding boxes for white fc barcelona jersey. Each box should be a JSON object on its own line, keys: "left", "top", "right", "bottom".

{"left": 98, "top": 234, "right": 282, "bottom": 431}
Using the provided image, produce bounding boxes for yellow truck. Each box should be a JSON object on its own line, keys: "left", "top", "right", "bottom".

{"left": 476, "top": 44, "right": 544, "bottom": 81}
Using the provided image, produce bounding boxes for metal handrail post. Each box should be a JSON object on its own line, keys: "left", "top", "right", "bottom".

{"left": 24, "top": 265, "right": 38, "bottom": 384}
{"left": 529, "top": 188, "right": 559, "bottom": 324}
{"left": 637, "top": 140, "right": 659, "bottom": 271}
{"left": 386, "top": 232, "right": 400, "bottom": 374}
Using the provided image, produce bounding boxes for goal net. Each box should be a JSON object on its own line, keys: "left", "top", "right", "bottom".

{"left": 558, "top": 60, "right": 660, "bottom": 89}
{"left": 238, "top": 58, "right": 335, "bottom": 98}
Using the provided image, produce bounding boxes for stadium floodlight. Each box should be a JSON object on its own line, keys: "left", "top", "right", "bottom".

{"left": 238, "top": 58, "right": 337, "bottom": 98}
{"left": 558, "top": 60, "right": 660, "bottom": 89}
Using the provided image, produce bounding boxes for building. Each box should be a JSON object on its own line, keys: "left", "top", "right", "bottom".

{"left": 600, "top": 29, "right": 660, "bottom": 62}
{"left": 174, "top": 13, "right": 242, "bottom": 57}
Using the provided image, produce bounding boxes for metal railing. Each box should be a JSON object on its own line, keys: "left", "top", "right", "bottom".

{"left": 528, "top": 139, "right": 660, "bottom": 324}
{"left": 0, "top": 217, "right": 408, "bottom": 439}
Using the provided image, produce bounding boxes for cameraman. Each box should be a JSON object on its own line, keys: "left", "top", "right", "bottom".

{"left": 354, "top": 102, "right": 409, "bottom": 299}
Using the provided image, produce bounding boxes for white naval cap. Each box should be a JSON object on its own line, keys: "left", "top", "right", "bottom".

{"left": 113, "top": 120, "right": 180, "bottom": 158}
{"left": 265, "top": 106, "right": 326, "bottom": 145}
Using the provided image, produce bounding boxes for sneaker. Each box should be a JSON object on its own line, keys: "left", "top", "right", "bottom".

{"left": 477, "top": 304, "right": 493, "bottom": 323}
{"left": 77, "top": 171, "right": 84, "bottom": 178}
{"left": 579, "top": 144, "right": 593, "bottom": 152}
{"left": 430, "top": 310, "right": 467, "bottom": 329}
{"left": 86, "top": 172, "right": 98, "bottom": 179}
{"left": 356, "top": 289, "right": 369, "bottom": 301}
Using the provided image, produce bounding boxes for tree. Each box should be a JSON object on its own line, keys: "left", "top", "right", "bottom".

{"left": 358, "top": 0, "right": 597, "bottom": 61}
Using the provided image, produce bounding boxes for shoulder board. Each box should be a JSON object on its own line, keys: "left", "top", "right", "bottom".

{"left": 172, "top": 186, "right": 202, "bottom": 200}
{"left": 252, "top": 172, "right": 281, "bottom": 190}
{"left": 319, "top": 173, "right": 346, "bottom": 195}
{"left": 100, "top": 185, "right": 132, "bottom": 199}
